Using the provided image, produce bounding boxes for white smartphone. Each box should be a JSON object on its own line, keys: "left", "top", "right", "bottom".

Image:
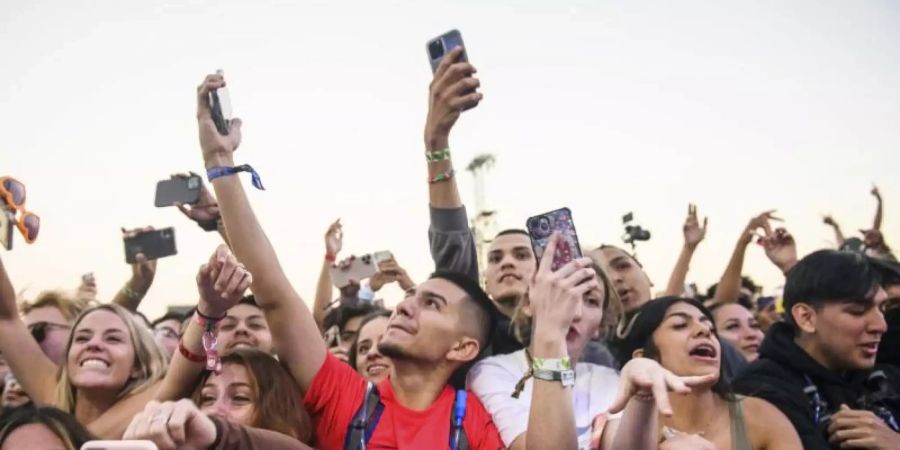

{"left": 0, "top": 207, "right": 13, "bottom": 251}
{"left": 330, "top": 254, "right": 378, "bottom": 288}
{"left": 81, "top": 441, "right": 159, "bottom": 450}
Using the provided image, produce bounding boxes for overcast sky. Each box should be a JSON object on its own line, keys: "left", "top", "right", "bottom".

{"left": 2, "top": 0, "right": 898, "bottom": 320}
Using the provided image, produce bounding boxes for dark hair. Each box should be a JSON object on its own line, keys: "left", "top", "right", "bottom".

{"left": 349, "top": 310, "right": 393, "bottom": 370}
{"left": 192, "top": 349, "right": 312, "bottom": 443}
{"left": 0, "top": 405, "right": 95, "bottom": 450}
{"left": 323, "top": 303, "right": 384, "bottom": 332}
{"left": 239, "top": 295, "right": 260, "bottom": 307}
{"left": 706, "top": 276, "right": 761, "bottom": 300}
{"left": 596, "top": 244, "right": 644, "bottom": 268}
{"left": 151, "top": 312, "right": 185, "bottom": 329}
{"left": 429, "top": 270, "right": 500, "bottom": 389}
{"left": 495, "top": 229, "right": 529, "bottom": 238}
{"left": 616, "top": 296, "right": 734, "bottom": 400}
{"left": 783, "top": 250, "right": 882, "bottom": 331}
{"left": 132, "top": 311, "right": 153, "bottom": 329}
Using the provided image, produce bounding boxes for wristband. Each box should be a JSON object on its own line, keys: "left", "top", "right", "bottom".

{"left": 429, "top": 169, "right": 455, "bottom": 184}
{"left": 195, "top": 309, "right": 226, "bottom": 327}
{"left": 533, "top": 368, "right": 576, "bottom": 388}
{"left": 532, "top": 356, "right": 572, "bottom": 372}
{"left": 121, "top": 285, "right": 143, "bottom": 301}
{"left": 325, "top": 253, "right": 337, "bottom": 263}
{"left": 207, "top": 164, "right": 266, "bottom": 191}
{"left": 178, "top": 340, "right": 206, "bottom": 363}
{"left": 425, "top": 148, "right": 451, "bottom": 162}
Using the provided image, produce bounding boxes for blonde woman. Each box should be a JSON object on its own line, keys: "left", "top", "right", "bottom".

{"left": 0, "top": 245, "right": 252, "bottom": 438}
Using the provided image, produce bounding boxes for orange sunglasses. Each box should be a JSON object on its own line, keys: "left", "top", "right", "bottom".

{"left": 0, "top": 176, "right": 40, "bottom": 244}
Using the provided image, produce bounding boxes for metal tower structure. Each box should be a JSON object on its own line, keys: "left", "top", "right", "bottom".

{"left": 466, "top": 154, "right": 497, "bottom": 281}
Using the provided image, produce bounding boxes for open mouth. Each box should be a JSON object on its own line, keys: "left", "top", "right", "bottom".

{"left": 227, "top": 340, "right": 256, "bottom": 350}
{"left": 860, "top": 342, "right": 879, "bottom": 357}
{"left": 689, "top": 342, "right": 718, "bottom": 361}
{"left": 79, "top": 358, "right": 110, "bottom": 369}
{"left": 365, "top": 363, "right": 389, "bottom": 378}
{"left": 617, "top": 288, "right": 632, "bottom": 302}
{"left": 498, "top": 274, "right": 522, "bottom": 283}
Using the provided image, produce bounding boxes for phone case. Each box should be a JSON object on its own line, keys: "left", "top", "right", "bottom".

{"left": 373, "top": 250, "right": 393, "bottom": 264}
{"left": 526, "top": 207, "right": 583, "bottom": 271}
{"left": 123, "top": 228, "right": 177, "bottom": 264}
{"left": 330, "top": 254, "right": 378, "bottom": 288}
{"left": 154, "top": 176, "right": 201, "bottom": 207}
{"left": 427, "top": 29, "right": 468, "bottom": 73}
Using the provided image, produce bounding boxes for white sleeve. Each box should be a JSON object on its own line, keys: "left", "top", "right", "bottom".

{"left": 467, "top": 357, "right": 531, "bottom": 447}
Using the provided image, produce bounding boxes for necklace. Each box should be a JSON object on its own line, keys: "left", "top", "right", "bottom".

{"left": 661, "top": 401, "right": 720, "bottom": 439}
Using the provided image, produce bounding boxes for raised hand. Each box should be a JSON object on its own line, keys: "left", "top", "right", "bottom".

{"left": 122, "top": 227, "right": 158, "bottom": 293}
{"left": 607, "top": 357, "right": 717, "bottom": 417}
{"left": 370, "top": 258, "right": 414, "bottom": 292}
{"left": 828, "top": 404, "right": 900, "bottom": 450}
{"left": 325, "top": 219, "right": 343, "bottom": 257}
{"left": 123, "top": 399, "right": 217, "bottom": 450}
{"left": 823, "top": 214, "right": 838, "bottom": 227}
{"left": 743, "top": 210, "right": 782, "bottom": 244}
{"left": 196, "top": 73, "right": 242, "bottom": 167}
{"left": 529, "top": 233, "right": 599, "bottom": 341}
{"left": 76, "top": 273, "right": 97, "bottom": 300}
{"left": 196, "top": 244, "right": 253, "bottom": 318}
{"left": 872, "top": 185, "right": 882, "bottom": 201}
{"left": 683, "top": 203, "right": 708, "bottom": 248}
{"left": 175, "top": 173, "right": 220, "bottom": 224}
{"left": 424, "top": 46, "right": 482, "bottom": 150}
{"left": 763, "top": 227, "right": 797, "bottom": 273}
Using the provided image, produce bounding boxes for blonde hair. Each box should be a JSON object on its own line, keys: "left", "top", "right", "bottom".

{"left": 511, "top": 261, "right": 624, "bottom": 351}
{"left": 19, "top": 290, "right": 93, "bottom": 322}
{"left": 55, "top": 304, "right": 168, "bottom": 413}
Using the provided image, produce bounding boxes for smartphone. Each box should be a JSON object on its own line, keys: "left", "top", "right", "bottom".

{"left": 373, "top": 250, "right": 393, "bottom": 264}
{"left": 0, "top": 207, "right": 12, "bottom": 251}
{"left": 427, "top": 29, "right": 468, "bottom": 73}
{"left": 330, "top": 254, "right": 378, "bottom": 288}
{"left": 81, "top": 441, "right": 159, "bottom": 450}
{"left": 154, "top": 175, "right": 201, "bottom": 207}
{"left": 209, "top": 69, "right": 232, "bottom": 136}
{"left": 526, "top": 207, "right": 583, "bottom": 271}
{"left": 123, "top": 228, "right": 177, "bottom": 264}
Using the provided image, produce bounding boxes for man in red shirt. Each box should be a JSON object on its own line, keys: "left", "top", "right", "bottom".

{"left": 192, "top": 71, "right": 505, "bottom": 449}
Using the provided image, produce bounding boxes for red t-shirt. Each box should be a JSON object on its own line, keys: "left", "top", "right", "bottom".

{"left": 304, "top": 353, "right": 505, "bottom": 450}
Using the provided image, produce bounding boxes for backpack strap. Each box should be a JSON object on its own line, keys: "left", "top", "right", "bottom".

{"left": 344, "top": 382, "right": 385, "bottom": 450}
{"left": 450, "top": 390, "right": 470, "bottom": 450}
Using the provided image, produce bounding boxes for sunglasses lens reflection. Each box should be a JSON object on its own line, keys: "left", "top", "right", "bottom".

{"left": 2, "top": 179, "right": 25, "bottom": 206}
{"left": 23, "top": 213, "right": 40, "bottom": 241}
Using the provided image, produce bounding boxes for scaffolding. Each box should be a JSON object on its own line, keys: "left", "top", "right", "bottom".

{"left": 466, "top": 154, "right": 497, "bottom": 282}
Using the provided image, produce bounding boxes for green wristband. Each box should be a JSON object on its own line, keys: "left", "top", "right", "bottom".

{"left": 425, "top": 148, "right": 451, "bottom": 162}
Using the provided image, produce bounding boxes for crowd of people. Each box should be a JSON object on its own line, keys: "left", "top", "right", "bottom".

{"left": 0, "top": 44, "right": 898, "bottom": 450}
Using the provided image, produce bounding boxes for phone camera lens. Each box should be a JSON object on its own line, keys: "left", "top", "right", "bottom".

{"left": 428, "top": 39, "right": 445, "bottom": 60}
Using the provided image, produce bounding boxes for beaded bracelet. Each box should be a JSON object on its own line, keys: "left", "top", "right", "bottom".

{"left": 429, "top": 169, "right": 455, "bottom": 184}
{"left": 425, "top": 148, "right": 452, "bottom": 162}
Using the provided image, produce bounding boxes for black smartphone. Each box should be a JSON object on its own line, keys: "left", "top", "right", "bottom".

{"left": 427, "top": 29, "right": 468, "bottom": 73}
{"left": 154, "top": 175, "right": 201, "bottom": 207}
{"left": 526, "top": 207, "right": 583, "bottom": 271}
{"left": 209, "top": 69, "right": 231, "bottom": 136}
{"left": 123, "top": 228, "right": 177, "bottom": 264}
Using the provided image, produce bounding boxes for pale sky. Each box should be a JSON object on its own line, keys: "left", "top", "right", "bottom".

{"left": 2, "top": 0, "right": 898, "bottom": 321}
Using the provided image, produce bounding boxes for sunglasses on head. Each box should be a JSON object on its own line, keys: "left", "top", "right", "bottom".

{"left": 0, "top": 176, "right": 40, "bottom": 244}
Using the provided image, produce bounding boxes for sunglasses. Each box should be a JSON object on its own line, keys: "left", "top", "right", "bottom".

{"left": 27, "top": 321, "right": 71, "bottom": 344}
{"left": 0, "top": 177, "right": 40, "bottom": 244}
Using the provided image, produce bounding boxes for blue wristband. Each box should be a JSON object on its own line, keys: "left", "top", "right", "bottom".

{"left": 207, "top": 164, "right": 265, "bottom": 191}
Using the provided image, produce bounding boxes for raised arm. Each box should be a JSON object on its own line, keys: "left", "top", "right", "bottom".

{"left": 714, "top": 210, "right": 779, "bottom": 303}
{"left": 872, "top": 185, "right": 883, "bottom": 231}
{"left": 313, "top": 219, "right": 342, "bottom": 330}
{"left": 424, "top": 47, "right": 482, "bottom": 279}
{"left": 0, "top": 254, "right": 58, "bottom": 405}
{"left": 665, "top": 204, "right": 706, "bottom": 297}
{"left": 517, "top": 234, "right": 593, "bottom": 450}
{"left": 112, "top": 229, "right": 158, "bottom": 312}
{"left": 822, "top": 215, "right": 845, "bottom": 247}
{"left": 87, "top": 245, "right": 252, "bottom": 439}
{"left": 195, "top": 73, "right": 325, "bottom": 391}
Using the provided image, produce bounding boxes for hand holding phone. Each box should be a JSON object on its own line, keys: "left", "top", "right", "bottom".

{"left": 123, "top": 228, "right": 177, "bottom": 264}
{"left": 527, "top": 208, "right": 583, "bottom": 271}
{"left": 208, "top": 69, "right": 232, "bottom": 135}
{"left": 424, "top": 29, "right": 482, "bottom": 149}
{"left": 155, "top": 174, "right": 202, "bottom": 207}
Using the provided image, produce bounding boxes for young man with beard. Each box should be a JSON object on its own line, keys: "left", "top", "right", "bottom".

{"left": 733, "top": 250, "right": 900, "bottom": 449}
{"left": 193, "top": 69, "right": 511, "bottom": 449}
